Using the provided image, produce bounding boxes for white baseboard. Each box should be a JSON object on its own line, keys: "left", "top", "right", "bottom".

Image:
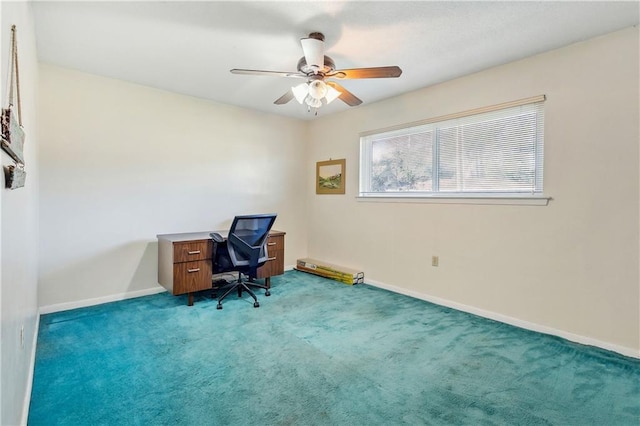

{"left": 365, "top": 278, "right": 640, "bottom": 360}
{"left": 39, "top": 286, "right": 167, "bottom": 315}
{"left": 38, "top": 268, "right": 302, "bottom": 315}
{"left": 20, "top": 310, "right": 40, "bottom": 426}
{"left": 35, "top": 274, "right": 640, "bottom": 355}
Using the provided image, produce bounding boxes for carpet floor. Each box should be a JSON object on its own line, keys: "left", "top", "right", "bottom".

{"left": 29, "top": 270, "right": 639, "bottom": 425}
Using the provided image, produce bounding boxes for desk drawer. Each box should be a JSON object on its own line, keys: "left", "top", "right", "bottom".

{"left": 173, "top": 260, "right": 212, "bottom": 294}
{"left": 258, "top": 235, "right": 284, "bottom": 279}
{"left": 174, "top": 241, "right": 211, "bottom": 263}
{"left": 266, "top": 235, "right": 284, "bottom": 252}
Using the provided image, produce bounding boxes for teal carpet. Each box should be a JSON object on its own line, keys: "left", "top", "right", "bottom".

{"left": 29, "top": 271, "right": 639, "bottom": 425}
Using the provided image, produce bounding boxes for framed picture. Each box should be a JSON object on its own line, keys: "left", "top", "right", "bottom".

{"left": 316, "top": 158, "right": 346, "bottom": 194}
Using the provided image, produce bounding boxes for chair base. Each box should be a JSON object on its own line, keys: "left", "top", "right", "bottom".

{"left": 212, "top": 273, "right": 270, "bottom": 309}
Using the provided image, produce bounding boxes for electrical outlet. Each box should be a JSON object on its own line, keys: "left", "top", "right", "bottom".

{"left": 432, "top": 256, "right": 439, "bottom": 267}
{"left": 20, "top": 325, "right": 24, "bottom": 349}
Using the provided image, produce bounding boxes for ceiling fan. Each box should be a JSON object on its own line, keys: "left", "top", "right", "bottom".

{"left": 230, "top": 32, "right": 402, "bottom": 111}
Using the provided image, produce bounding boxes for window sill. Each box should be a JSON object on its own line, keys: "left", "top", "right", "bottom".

{"left": 356, "top": 194, "right": 551, "bottom": 206}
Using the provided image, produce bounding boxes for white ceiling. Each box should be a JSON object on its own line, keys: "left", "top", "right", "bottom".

{"left": 31, "top": 1, "right": 639, "bottom": 120}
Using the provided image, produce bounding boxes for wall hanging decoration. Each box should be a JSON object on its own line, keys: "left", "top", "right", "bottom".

{"left": 4, "top": 164, "right": 26, "bottom": 189}
{"left": 1, "top": 25, "right": 26, "bottom": 165}
{"left": 316, "top": 158, "right": 346, "bottom": 194}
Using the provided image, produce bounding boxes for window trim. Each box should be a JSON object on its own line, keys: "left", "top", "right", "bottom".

{"left": 358, "top": 95, "right": 550, "bottom": 204}
{"left": 355, "top": 194, "right": 551, "bottom": 206}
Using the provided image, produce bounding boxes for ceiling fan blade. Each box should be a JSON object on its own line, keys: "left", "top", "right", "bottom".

{"left": 328, "top": 66, "right": 403, "bottom": 79}
{"left": 300, "top": 36, "right": 324, "bottom": 73}
{"left": 326, "top": 81, "right": 362, "bottom": 106}
{"left": 274, "top": 89, "right": 295, "bottom": 105}
{"left": 230, "top": 69, "right": 306, "bottom": 78}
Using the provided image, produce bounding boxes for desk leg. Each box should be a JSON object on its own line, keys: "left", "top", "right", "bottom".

{"left": 188, "top": 292, "right": 194, "bottom": 306}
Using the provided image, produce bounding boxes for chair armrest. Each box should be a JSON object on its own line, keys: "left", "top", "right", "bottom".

{"left": 210, "top": 232, "right": 225, "bottom": 243}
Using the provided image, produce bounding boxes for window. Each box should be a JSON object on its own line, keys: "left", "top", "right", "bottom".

{"left": 359, "top": 96, "right": 546, "bottom": 201}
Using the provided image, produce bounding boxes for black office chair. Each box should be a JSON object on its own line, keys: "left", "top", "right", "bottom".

{"left": 210, "top": 213, "right": 277, "bottom": 309}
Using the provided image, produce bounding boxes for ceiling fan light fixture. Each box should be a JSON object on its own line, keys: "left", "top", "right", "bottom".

{"left": 308, "top": 79, "right": 328, "bottom": 100}
{"left": 292, "top": 83, "right": 309, "bottom": 104}
{"left": 325, "top": 85, "right": 341, "bottom": 104}
{"left": 292, "top": 81, "right": 338, "bottom": 110}
{"left": 305, "top": 96, "right": 322, "bottom": 108}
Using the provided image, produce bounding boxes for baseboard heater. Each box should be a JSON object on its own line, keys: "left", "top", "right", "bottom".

{"left": 295, "top": 258, "right": 364, "bottom": 285}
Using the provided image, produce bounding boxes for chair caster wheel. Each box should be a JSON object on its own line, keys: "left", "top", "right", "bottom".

{"left": 265, "top": 291, "right": 270, "bottom": 297}
{"left": 253, "top": 302, "right": 260, "bottom": 308}
{"left": 217, "top": 304, "right": 223, "bottom": 310}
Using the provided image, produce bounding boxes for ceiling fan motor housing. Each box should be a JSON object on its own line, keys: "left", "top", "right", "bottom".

{"left": 297, "top": 56, "right": 336, "bottom": 76}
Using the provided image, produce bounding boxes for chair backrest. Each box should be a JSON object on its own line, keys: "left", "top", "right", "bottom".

{"left": 227, "top": 214, "right": 277, "bottom": 277}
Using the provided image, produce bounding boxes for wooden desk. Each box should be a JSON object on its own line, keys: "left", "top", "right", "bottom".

{"left": 157, "top": 230, "right": 285, "bottom": 306}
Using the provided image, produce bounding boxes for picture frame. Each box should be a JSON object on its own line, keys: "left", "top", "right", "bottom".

{"left": 316, "top": 158, "right": 346, "bottom": 194}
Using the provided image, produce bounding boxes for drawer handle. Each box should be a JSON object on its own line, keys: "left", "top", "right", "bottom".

{"left": 188, "top": 250, "right": 201, "bottom": 255}
{"left": 187, "top": 268, "right": 200, "bottom": 273}
{"left": 267, "top": 257, "right": 276, "bottom": 261}
{"left": 267, "top": 242, "right": 276, "bottom": 246}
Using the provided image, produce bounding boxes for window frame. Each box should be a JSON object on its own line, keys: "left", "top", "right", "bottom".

{"left": 358, "top": 96, "right": 550, "bottom": 205}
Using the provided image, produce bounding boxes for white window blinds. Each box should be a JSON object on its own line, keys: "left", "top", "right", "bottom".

{"left": 360, "top": 97, "right": 545, "bottom": 197}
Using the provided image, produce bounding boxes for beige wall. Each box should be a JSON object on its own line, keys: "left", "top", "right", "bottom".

{"left": 38, "top": 65, "right": 309, "bottom": 307}
{"left": 306, "top": 27, "right": 639, "bottom": 355}
{"left": 1, "top": 2, "right": 40, "bottom": 425}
